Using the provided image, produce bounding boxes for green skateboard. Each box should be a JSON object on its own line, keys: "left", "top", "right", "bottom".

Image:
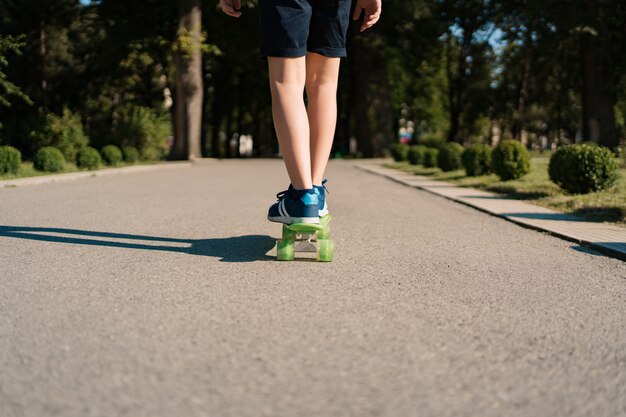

{"left": 276, "top": 214, "right": 334, "bottom": 262}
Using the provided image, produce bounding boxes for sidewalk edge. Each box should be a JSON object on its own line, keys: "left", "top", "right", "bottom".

{"left": 1, "top": 161, "right": 193, "bottom": 188}
{"left": 356, "top": 164, "right": 626, "bottom": 262}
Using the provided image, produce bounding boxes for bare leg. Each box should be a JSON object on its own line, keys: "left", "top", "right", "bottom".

{"left": 306, "top": 52, "right": 341, "bottom": 186}
{"left": 267, "top": 56, "right": 312, "bottom": 190}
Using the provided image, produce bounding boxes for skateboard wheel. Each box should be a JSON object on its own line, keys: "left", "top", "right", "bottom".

{"left": 282, "top": 224, "right": 297, "bottom": 241}
{"left": 276, "top": 239, "right": 295, "bottom": 261}
{"left": 316, "top": 239, "right": 334, "bottom": 262}
{"left": 316, "top": 224, "right": 330, "bottom": 240}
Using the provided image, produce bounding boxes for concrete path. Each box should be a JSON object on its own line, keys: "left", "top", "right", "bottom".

{"left": 1, "top": 159, "right": 624, "bottom": 417}
{"left": 357, "top": 162, "right": 626, "bottom": 261}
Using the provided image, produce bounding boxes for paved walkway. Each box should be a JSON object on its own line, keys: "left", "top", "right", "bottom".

{"left": 358, "top": 161, "right": 626, "bottom": 261}
{"left": 1, "top": 159, "right": 624, "bottom": 417}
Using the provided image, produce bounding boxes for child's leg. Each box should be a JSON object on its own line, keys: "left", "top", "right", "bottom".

{"left": 268, "top": 56, "right": 313, "bottom": 190}
{"left": 305, "top": 52, "right": 341, "bottom": 186}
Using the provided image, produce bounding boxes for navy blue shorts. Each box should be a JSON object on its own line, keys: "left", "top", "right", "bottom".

{"left": 259, "top": 0, "right": 353, "bottom": 58}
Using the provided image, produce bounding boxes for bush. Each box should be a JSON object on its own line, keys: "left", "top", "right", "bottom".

{"left": 462, "top": 143, "right": 492, "bottom": 176}
{"left": 438, "top": 142, "right": 464, "bottom": 172}
{"left": 408, "top": 145, "right": 427, "bottom": 165}
{"left": 0, "top": 145, "right": 22, "bottom": 174}
{"left": 112, "top": 106, "right": 172, "bottom": 161}
{"left": 491, "top": 140, "right": 530, "bottom": 180}
{"left": 390, "top": 143, "right": 410, "bottom": 162}
{"left": 548, "top": 144, "right": 619, "bottom": 194}
{"left": 34, "top": 146, "right": 65, "bottom": 172}
{"left": 30, "top": 109, "right": 88, "bottom": 163}
{"left": 423, "top": 148, "right": 439, "bottom": 168}
{"left": 76, "top": 146, "right": 102, "bottom": 170}
{"left": 122, "top": 146, "right": 139, "bottom": 163}
{"left": 417, "top": 133, "right": 446, "bottom": 150}
{"left": 101, "top": 145, "right": 123, "bottom": 166}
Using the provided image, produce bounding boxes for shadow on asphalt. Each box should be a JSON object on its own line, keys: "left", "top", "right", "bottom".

{"left": 501, "top": 212, "right": 586, "bottom": 221}
{"left": 0, "top": 225, "right": 275, "bottom": 263}
{"left": 570, "top": 245, "right": 623, "bottom": 260}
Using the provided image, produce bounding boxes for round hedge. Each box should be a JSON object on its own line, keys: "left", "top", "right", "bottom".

{"left": 122, "top": 146, "right": 140, "bottom": 163}
{"left": 462, "top": 143, "right": 492, "bottom": 176}
{"left": 390, "top": 143, "right": 410, "bottom": 162}
{"left": 491, "top": 140, "right": 530, "bottom": 180}
{"left": 423, "top": 148, "right": 439, "bottom": 168}
{"left": 76, "top": 146, "right": 102, "bottom": 170}
{"left": 0, "top": 145, "right": 22, "bottom": 174}
{"left": 408, "top": 145, "right": 427, "bottom": 165}
{"left": 34, "top": 146, "right": 65, "bottom": 172}
{"left": 548, "top": 144, "right": 618, "bottom": 194}
{"left": 438, "top": 142, "right": 464, "bottom": 172}
{"left": 101, "top": 145, "right": 123, "bottom": 166}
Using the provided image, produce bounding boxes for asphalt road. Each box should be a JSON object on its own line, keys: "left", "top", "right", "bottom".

{"left": 1, "top": 159, "right": 624, "bottom": 417}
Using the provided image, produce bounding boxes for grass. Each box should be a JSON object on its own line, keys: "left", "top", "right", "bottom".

{"left": 386, "top": 153, "right": 626, "bottom": 227}
{"left": 0, "top": 161, "right": 156, "bottom": 181}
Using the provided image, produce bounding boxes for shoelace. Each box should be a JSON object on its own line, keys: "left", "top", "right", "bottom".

{"left": 275, "top": 189, "right": 288, "bottom": 201}
{"left": 321, "top": 179, "right": 329, "bottom": 195}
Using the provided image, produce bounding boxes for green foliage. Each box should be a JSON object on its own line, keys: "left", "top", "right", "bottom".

{"left": 101, "top": 145, "right": 123, "bottom": 166}
{"left": 122, "top": 146, "right": 139, "bottom": 163}
{"left": 0, "top": 35, "right": 32, "bottom": 108}
{"left": 491, "top": 140, "right": 531, "bottom": 180}
{"left": 548, "top": 144, "right": 619, "bottom": 194}
{"left": 0, "top": 145, "right": 21, "bottom": 174}
{"left": 423, "top": 148, "right": 440, "bottom": 168}
{"left": 462, "top": 143, "right": 492, "bottom": 176}
{"left": 76, "top": 146, "right": 101, "bottom": 170}
{"left": 112, "top": 106, "right": 172, "bottom": 161}
{"left": 408, "top": 145, "right": 428, "bottom": 165}
{"left": 390, "top": 143, "right": 410, "bottom": 162}
{"left": 34, "top": 146, "right": 65, "bottom": 172}
{"left": 30, "top": 109, "right": 88, "bottom": 163}
{"left": 417, "top": 134, "right": 446, "bottom": 150}
{"left": 438, "top": 142, "right": 464, "bottom": 171}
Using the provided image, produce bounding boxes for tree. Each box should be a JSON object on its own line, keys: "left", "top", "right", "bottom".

{"left": 170, "top": 0, "right": 203, "bottom": 160}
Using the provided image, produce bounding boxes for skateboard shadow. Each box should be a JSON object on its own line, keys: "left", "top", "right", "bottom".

{"left": 0, "top": 225, "right": 276, "bottom": 263}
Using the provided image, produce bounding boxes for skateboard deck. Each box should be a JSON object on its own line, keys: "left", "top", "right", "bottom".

{"left": 276, "top": 214, "right": 334, "bottom": 261}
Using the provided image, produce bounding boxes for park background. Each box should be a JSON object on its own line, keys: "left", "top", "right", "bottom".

{"left": 1, "top": 0, "right": 625, "bottom": 223}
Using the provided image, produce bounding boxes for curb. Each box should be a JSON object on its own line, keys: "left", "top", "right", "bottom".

{"left": 356, "top": 163, "right": 626, "bottom": 262}
{"left": 1, "top": 161, "right": 193, "bottom": 188}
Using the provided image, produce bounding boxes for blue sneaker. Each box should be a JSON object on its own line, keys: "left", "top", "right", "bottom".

{"left": 314, "top": 179, "right": 329, "bottom": 217}
{"left": 268, "top": 185, "right": 319, "bottom": 224}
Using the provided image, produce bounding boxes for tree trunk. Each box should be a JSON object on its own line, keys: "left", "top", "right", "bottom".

{"left": 514, "top": 29, "right": 532, "bottom": 141}
{"left": 579, "top": 0, "right": 617, "bottom": 149}
{"left": 447, "top": 29, "right": 473, "bottom": 144}
{"left": 39, "top": 19, "right": 47, "bottom": 114}
{"left": 351, "top": 40, "right": 374, "bottom": 157}
{"left": 171, "top": 0, "right": 204, "bottom": 160}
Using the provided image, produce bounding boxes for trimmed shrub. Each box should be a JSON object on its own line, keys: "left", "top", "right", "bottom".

{"left": 122, "top": 146, "right": 139, "bottom": 163}
{"left": 112, "top": 106, "right": 172, "bottom": 161}
{"left": 390, "top": 143, "right": 410, "bottom": 162}
{"left": 423, "top": 148, "right": 439, "bottom": 168}
{"left": 0, "top": 145, "right": 22, "bottom": 174}
{"left": 462, "top": 143, "right": 492, "bottom": 176}
{"left": 417, "top": 133, "right": 446, "bottom": 150}
{"left": 30, "top": 109, "right": 88, "bottom": 163}
{"left": 34, "top": 146, "right": 65, "bottom": 172}
{"left": 76, "top": 146, "right": 102, "bottom": 170}
{"left": 408, "top": 145, "right": 427, "bottom": 165}
{"left": 101, "top": 145, "right": 123, "bottom": 166}
{"left": 491, "top": 140, "right": 530, "bottom": 180}
{"left": 548, "top": 144, "right": 619, "bottom": 194}
{"left": 438, "top": 142, "right": 464, "bottom": 172}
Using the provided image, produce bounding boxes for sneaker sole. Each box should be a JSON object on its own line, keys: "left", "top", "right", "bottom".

{"left": 268, "top": 215, "right": 320, "bottom": 225}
